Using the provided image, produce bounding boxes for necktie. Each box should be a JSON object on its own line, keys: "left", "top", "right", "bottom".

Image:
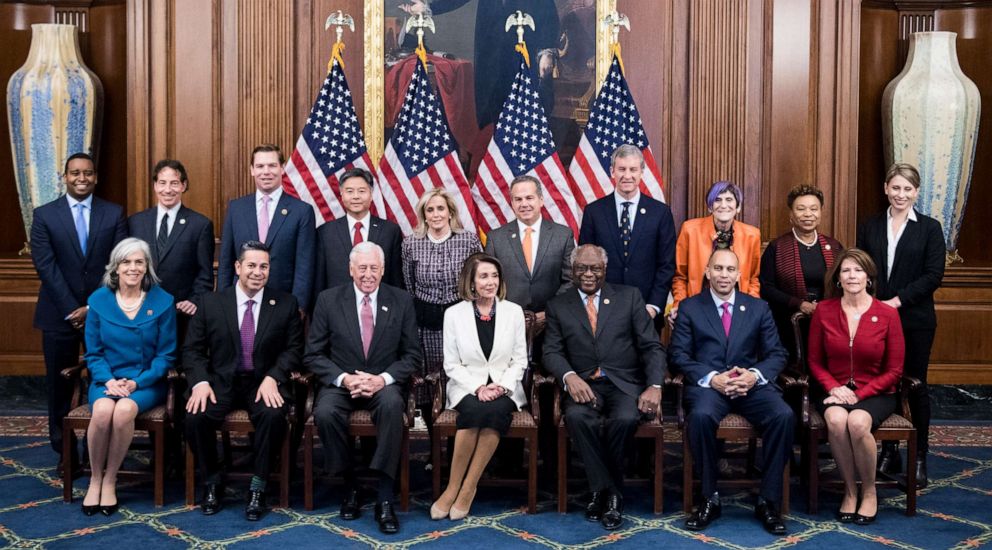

{"left": 586, "top": 294, "right": 598, "bottom": 335}
{"left": 74, "top": 203, "right": 88, "bottom": 255}
{"left": 258, "top": 195, "right": 271, "bottom": 242}
{"left": 721, "top": 302, "right": 732, "bottom": 337}
{"left": 353, "top": 221, "right": 364, "bottom": 246}
{"left": 361, "top": 294, "right": 375, "bottom": 357}
{"left": 522, "top": 227, "right": 534, "bottom": 273}
{"left": 157, "top": 212, "right": 169, "bottom": 254}
{"left": 239, "top": 299, "right": 255, "bottom": 372}
{"left": 620, "top": 201, "right": 632, "bottom": 258}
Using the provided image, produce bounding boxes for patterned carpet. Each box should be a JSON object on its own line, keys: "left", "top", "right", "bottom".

{"left": 0, "top": 418, "right": 989, "bottom": 549}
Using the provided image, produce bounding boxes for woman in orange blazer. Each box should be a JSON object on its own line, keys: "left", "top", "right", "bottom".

{"left": 670, "top": 182, "right": 761, "bottom": 320}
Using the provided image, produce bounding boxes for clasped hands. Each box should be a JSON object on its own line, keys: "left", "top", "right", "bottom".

{"left": 475, "top": 383, "right": 506, "bottom": 402}
{"left": 103, "top": 378, "right": 137, "bottom": 397}
{"left": 343, "top": 371, "right": 386, "bottom": 399}
{"left": 823, "top": 385, "right": 858, "bottom": 406}
{"left": 710, "top": 367, "right": 757, "bottom": 399}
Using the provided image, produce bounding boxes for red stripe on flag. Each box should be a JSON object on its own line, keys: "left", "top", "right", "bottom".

{"left": 534, "top": 159, "right": 579, "bottom": 235}
{"left": 290, "top": 150, "right": 334, "bottom": 221}
{"left": 378, "top": 158, "right": 419, "bottom": 229}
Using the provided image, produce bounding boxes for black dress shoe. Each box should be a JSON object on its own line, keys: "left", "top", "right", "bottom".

{"left": 340, "top": 488, "right": 361, "bottom": 520}
{"left": 201, "top": 484, "right": 222, "bottom": 516}
{"left": 755, "top": 500, "right": 786, "bottom": 535}
{"left": 854, "top": 513, "right": 876, "bottom": 525}
{"left": 81, "top": 503, "right": 100, "bottom": 516}
{"left": 915, "top": 455, "right": 929, "bottom": 489}
{"left": 584, "top": 491, "right": 605, "bottom": 522}
{"left": 601, "top": 492, "right": 624, "bottom": 531}
{"left": 685, "top": 499, "right": 722, "bottom": 531}
{"left": 245, "top": 489, "right": 266, "bottom": 521}
{"left": 878, "top": 442, "right": 902, "bottom": 474}
{"left": 100, "top": 503, "right": 119, "bottom": 517}
{"left": 375, "top": 501, "right": 399, "bottom": 534}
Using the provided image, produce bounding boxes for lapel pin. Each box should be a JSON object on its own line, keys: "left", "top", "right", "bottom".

{"left": 179, "top": 218, "right": 186, "bottom": 225}
{"left": 603, "top": 298, "right": 610, "bottom": 305}
{"left": 269, "top": 299, "right": 276, "bottom": 306}
{"left": 640, "top": 208, "right": 646, "bottom": 214}
{"left": 824, "top": 244, "right": 831, "bottom": 250}
{"left": 281, "top": 208, "right": 288, "bottom": 215}
{"left": 381, "top": 306, "right": 389, "bottom": 311}
{"left": 871, "top": 315, "right": 878, "bottom": 323}
{"left": 739, "top": 305, "right": 746, "bottom": 312}
{"left": 511, "top": 233, "right": 517, "bottom": 239}
{"left": 146, "top": 309, "right": 153, "bottom": 316}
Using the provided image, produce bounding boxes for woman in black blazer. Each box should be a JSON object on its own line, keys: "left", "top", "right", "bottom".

{"left": 856, "top": 163, "right": 945, "bottom": 487}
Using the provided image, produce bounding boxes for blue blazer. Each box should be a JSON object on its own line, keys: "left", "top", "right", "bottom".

{"left": 84, "top": 285, "right": 176, "bottom": 388}
{"left": 669, "top": 291, "right": 787, "bottom": 386}
{"left": 578, "top": 192, "right": 676, "bottom": 309}
{"left": 218, "top": 192, "right": 316, "bottom": 309}
{"left": 128, "top": 205, "right": 215, "bottom": 302}
{"left": 30, "top": 195, "right": 128, "bottom": 331}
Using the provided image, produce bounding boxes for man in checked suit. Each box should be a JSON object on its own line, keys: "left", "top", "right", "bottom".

{"left": 30, "top": 152, "right": 127, "bottom": 474}
{"left": 578, "top": 144, "right": 676, "bottom": 331}
{"left": 128, "top": 159, "right": 214, "bottom": 343}
{"left": 219, "top": 144, "right": 315, "bottom": 313}
{"left": 183, "top": 241, "right": 303, "bottom": 521}
{"left": 543, "top": 244, "right": 665, "bottom": 531}
{"left": 314, "top": 168, "right": 403, "bottom": 295}
{"left": 305, "top": 242, "right": 421, "bottom": 535}
{"left": 670, "top": 248, "right": 792, "bottom": 535}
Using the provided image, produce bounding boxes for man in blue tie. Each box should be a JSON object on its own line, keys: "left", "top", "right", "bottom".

{"left": 30, "top": 153, "right": 127, "bottom": 476}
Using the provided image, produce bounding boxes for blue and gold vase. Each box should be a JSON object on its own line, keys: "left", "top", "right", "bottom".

{"left": 6, "top": 23, "right": 103, "bottom": 255}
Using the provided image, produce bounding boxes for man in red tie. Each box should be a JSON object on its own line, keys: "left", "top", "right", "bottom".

{"left": 305, "top": 242, "right": 422, "bottom": 534}
{"left": 183, "top": 241, "right": 304, "bottom": 521}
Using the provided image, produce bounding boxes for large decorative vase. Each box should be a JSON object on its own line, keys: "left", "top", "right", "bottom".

{"left": 882, "top": 31, "right": 980, "bottom": 266}
{"left": 6, "top": 23, "right": 103, "bottom": 255}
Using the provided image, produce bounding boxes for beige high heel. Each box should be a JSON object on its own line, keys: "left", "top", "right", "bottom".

{"left": 430, "top": 501, "right": 449, "bottom": 520}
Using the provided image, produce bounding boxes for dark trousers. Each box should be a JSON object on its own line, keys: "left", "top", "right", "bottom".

{"left": 904, "top": 328, "right": 935, "bottom": 454}
{"left": 313, "top": 384, "right": 405, "bottom": 479}
{"left": 43, "top": 330, "right": 82, "bottom": 461}
{"left": 563, "top": 379, "right": 640, "bottom": 493}
{"left": 685, "top": 384, "right": 795, "bottom": 504}
{"left": 185, "top": 374, "right": 289, "bottom": 485}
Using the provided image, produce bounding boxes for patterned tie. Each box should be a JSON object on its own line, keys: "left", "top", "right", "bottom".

{"left": 74, "top": 203, "right": 88, "bottom": 255}
{"left": 239, "top": 299, "right": 255, "bottom": 372}
{"left": 522, "top": 227, "right": 534, "bottom": 273}
{"left": 258, "top": 195, "right": 271, "bottom": 242}
{"left": 361, "top": 294, "right": 374, "bottom": 357}
{"left": 586, "top": 294, "right": 598, "bottom": 335}
{"left": 157, "top": 212, "right": 169, "bottom": 255}
{"left": 353, "top": 221, "right": 364, "bottom": 246}
{"left": 721, "top": 302, "right": 732, "bottom": 337}
{"left": 620, "top": 201, "right": 632, "bottom": 259}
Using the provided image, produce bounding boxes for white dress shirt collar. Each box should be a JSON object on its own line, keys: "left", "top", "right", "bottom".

{"left": 614, "top": 190, "right": 641, "bottom": 226}
{"left": 348, "top": 212, "right": 372, "bottom": 241}
{"left": 156, "top": 202, "right": 182, "bottom": 235}
{"left": 710, "top": 288, "right": 736, "bottom": 312}
{"left": 66, "top": 194, "right": 93, "bottom": 209}
{"left": 235, "top": 284, "right": 264, "bottom": 329}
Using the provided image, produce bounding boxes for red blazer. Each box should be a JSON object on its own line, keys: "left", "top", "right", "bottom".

{"left": 807, "top": 297, "right": 904, "bottom": 400}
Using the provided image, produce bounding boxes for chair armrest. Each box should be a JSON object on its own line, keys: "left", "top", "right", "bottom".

{"left": 899, "top": 376, "right": 924, "bottom": 421}
{"left": 61, "top": 362, "right": 88, "bottom": 410}
{"left": 60, "top": 362, "right": 87, "bottom": 381}
{"left": 165, "top": 368, "right": 182, "bottom": 422}
{"left": 290, "top": 371, "right": 316, "bottom": 420}
{"left": 778, "top": 369, "right": 810, "bottom": 427}
{"left": 428, "top": 371, "right": 444, "bottom": 419}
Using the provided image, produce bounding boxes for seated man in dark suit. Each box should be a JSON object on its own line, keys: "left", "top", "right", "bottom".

{"left": 670, "top": 247, "right": 792, "bottom": 535}
{"left": 304, "top": 242, "right": 422, "bottom": 534}
{"left": 543, "top": 244, "right": 665, "bottom": 531}
{"left": 315, "top": 167, "right": 403, "bottom": 294}
{"left": 183, "top": 241, "right": 303, "bottom": 521}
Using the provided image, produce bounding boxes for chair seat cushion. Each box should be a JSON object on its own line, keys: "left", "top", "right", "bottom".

{"left": 436, "top": 409, "right": 536, "bottom": 428}
{"left": 68, "top": 404, "right": 167, "bottom": 421}
{"left": 719, "top": 413, "right": 753, "bottom": 429}
{"left": 810, "top": 410, "right": 913, "bottom": 430}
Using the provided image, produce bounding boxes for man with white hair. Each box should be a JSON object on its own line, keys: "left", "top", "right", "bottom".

{"left": 304, "top": 242, "right": 422, "bottom": 534}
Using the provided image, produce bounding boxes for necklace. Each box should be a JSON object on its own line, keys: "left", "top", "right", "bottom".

{"left": 792, "top": 228, "right": 818, "bottom": 249}
{"left": 843, "top": 297, "right": 870, "bottom": 320}
{"left": 116, "top": 290, "right": 146, "bottom": 313}
{"left": 474, "top": 300, "right": 495, "bottom": 322}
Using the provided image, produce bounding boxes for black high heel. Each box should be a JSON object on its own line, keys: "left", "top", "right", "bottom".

{"left": 100, "top": 503, "right": 119, "bottom": 517}
{"left": 81, "top": 503, "right": 100, "bottom": 516}
{"left": 853, "top": 513, "right": 876, "bottom": 525}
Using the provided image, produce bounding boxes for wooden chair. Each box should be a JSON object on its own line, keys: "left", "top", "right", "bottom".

{"left": 61, "top": 362, "right": 179, "bottom": 506}
{"left": 790, "top": 312, "right": 920, "bottom": 515}
{"left": 430, "top": 310, "right": 543, "bottom": 513}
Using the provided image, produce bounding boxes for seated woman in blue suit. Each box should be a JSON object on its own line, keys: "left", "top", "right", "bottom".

{"left": 82, "top": 238, "right": 176, "bottom": 516}
{"left": 432, "top": 253, "right": 527, "bottom": 521}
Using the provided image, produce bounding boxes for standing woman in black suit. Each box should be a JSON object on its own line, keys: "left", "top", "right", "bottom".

{"left": 856, "top": 163, "right": 945, "bottom": 487}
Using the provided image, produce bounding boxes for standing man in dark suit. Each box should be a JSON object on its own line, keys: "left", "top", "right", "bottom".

{"left": 219, "top": 144, "right": 315, "bottom": 313}
{"left": 670, "top": 248, "right": 792, "bottom": 535}
{"left": 578, "top": 144, "right": 676, "bottom": 330}
{"left": 305, "top": 242, "right": 422, "bottom": 534}
{"left": 543, "top": 244, "right": 665, "bottom": 531}
{"left": 30, "top": 152, "right": 127, "bottom": 473}
{"left": 315, "top": 168, "right": 403, "bottom": 294}
{"left": 183, "top": 241, "right": 303, "bottom": 521}
{"left": 128, "top": 159, "right": 214, "bottom": 342}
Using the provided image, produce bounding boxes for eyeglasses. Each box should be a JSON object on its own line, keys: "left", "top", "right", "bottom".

{"left": 573, "top": 264, "right": 605, "bottom": 275}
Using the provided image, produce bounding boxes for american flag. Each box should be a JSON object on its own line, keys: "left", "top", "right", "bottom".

{"left": 474, "top": 52, "right": 580, "bottom": 236}
{"left": 283, "top": 57, "right": 385, "bottom": 225}
{"left": 376, "top": 55, "right": 476, "bottom": 235}
{"left": 568, "top": 55, "right": 665, "bottom": 207}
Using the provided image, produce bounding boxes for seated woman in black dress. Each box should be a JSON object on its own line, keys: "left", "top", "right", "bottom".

{"left": 431, "top": 253, "right": 527, "bottom": 521}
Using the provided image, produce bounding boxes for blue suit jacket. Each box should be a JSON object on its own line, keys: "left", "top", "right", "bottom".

{"left": 218, "top": 192, "right": 316, "bottom": 309}
{"left": 128, "top": 205, "right": 215, "bottom": 302}
{"left": 31, "top": 195, "right": 128, "bottom": 331}
{"left": 578, "top": 192, "right": 676, "bottom": 309}
{"left": 669, "top": 291, "right": 787, "bottom": 386}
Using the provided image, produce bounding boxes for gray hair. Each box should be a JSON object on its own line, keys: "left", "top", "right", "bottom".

{"left": 102, "top": 238, "right": 160, "bottom": 291}
{"left": 610, "top": 144, "right": 645, "bottom": 169}
{"left": 509, "top": 175, "right": 543, "bottom": 199}
{"left": 350, "top": 241, "right": 385, "bottom": 265}
{"left": 569, "top": 243, "right": 608, "bottom": 268}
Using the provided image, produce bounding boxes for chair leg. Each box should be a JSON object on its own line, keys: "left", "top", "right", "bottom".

{"left": 746, "top": 438, "right": 758, "bottom": 476}
{"left": 906, "top": 431, "right": 917, "bottom": 516}
{"left": 431, "top": 430, "right": 442, "bottom": 502}
{"left": 221, "top": 431, "right": 232, "bottom": 469}
{"left": 808, "top": 430, "right": 819, "bottom": 515}
{"left": 185, "top": 444, "right": 195, "bottom": 507}
{"left": 653, "top": 433, "right": 664, "bottom": 514}
{"left": 279, "top": 428, "right": 290, "bottom": 508}
{"left": 401, "top": 429, "right": 410, "bottom": 512}
{"left": 153, "top": 426, "right": 165, "bottom": 507}
{"left": 682, "top": 437, "right": 694, "bottom": 513}
{"left": 782, "top": 460, "right": 790, "bottom": 514}
{"left": 304, "top": 424, "right": 314, "bottom": 511}
{"left": 62, "top": 420, "right": 75, "bottom": 503}
{"left": 557, "top": 428, "right": 567, "bottom": 514}
{"left": 527, "top": 433, "right": 538, "bottom": 514}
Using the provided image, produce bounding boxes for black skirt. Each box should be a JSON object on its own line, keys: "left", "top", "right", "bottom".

{"left": 454, "top": 394, "right": 516, "bottom": 436}
{"left": 815, "top": 393, "right": 898, "bottom": 431}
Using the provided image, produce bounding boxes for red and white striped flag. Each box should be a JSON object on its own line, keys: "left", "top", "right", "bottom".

{"left": 473, "top": 47, "right": 580, "bottom": 236}
{"left": 568, "top": 54, "right": 665, "bottom": 207}
{"left": 282, "top": 50, "right": 385, "bottom": 226}
{"left": 376, "top": 51, "right": 476, "bottom": 235}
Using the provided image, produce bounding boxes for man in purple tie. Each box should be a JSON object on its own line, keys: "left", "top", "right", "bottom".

{"left": 669, "top": 248, "right": 793, "bottom": 535}
{"left": 304, "top": 242, "right": 421, "bottom": 534}
{"left": 182, "top": 241, "right": 303, "bottom": 521}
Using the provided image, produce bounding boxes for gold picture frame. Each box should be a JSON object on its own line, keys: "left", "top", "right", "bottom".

{"left": 362, "top": 0, "right": 617, "bottom": 163}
